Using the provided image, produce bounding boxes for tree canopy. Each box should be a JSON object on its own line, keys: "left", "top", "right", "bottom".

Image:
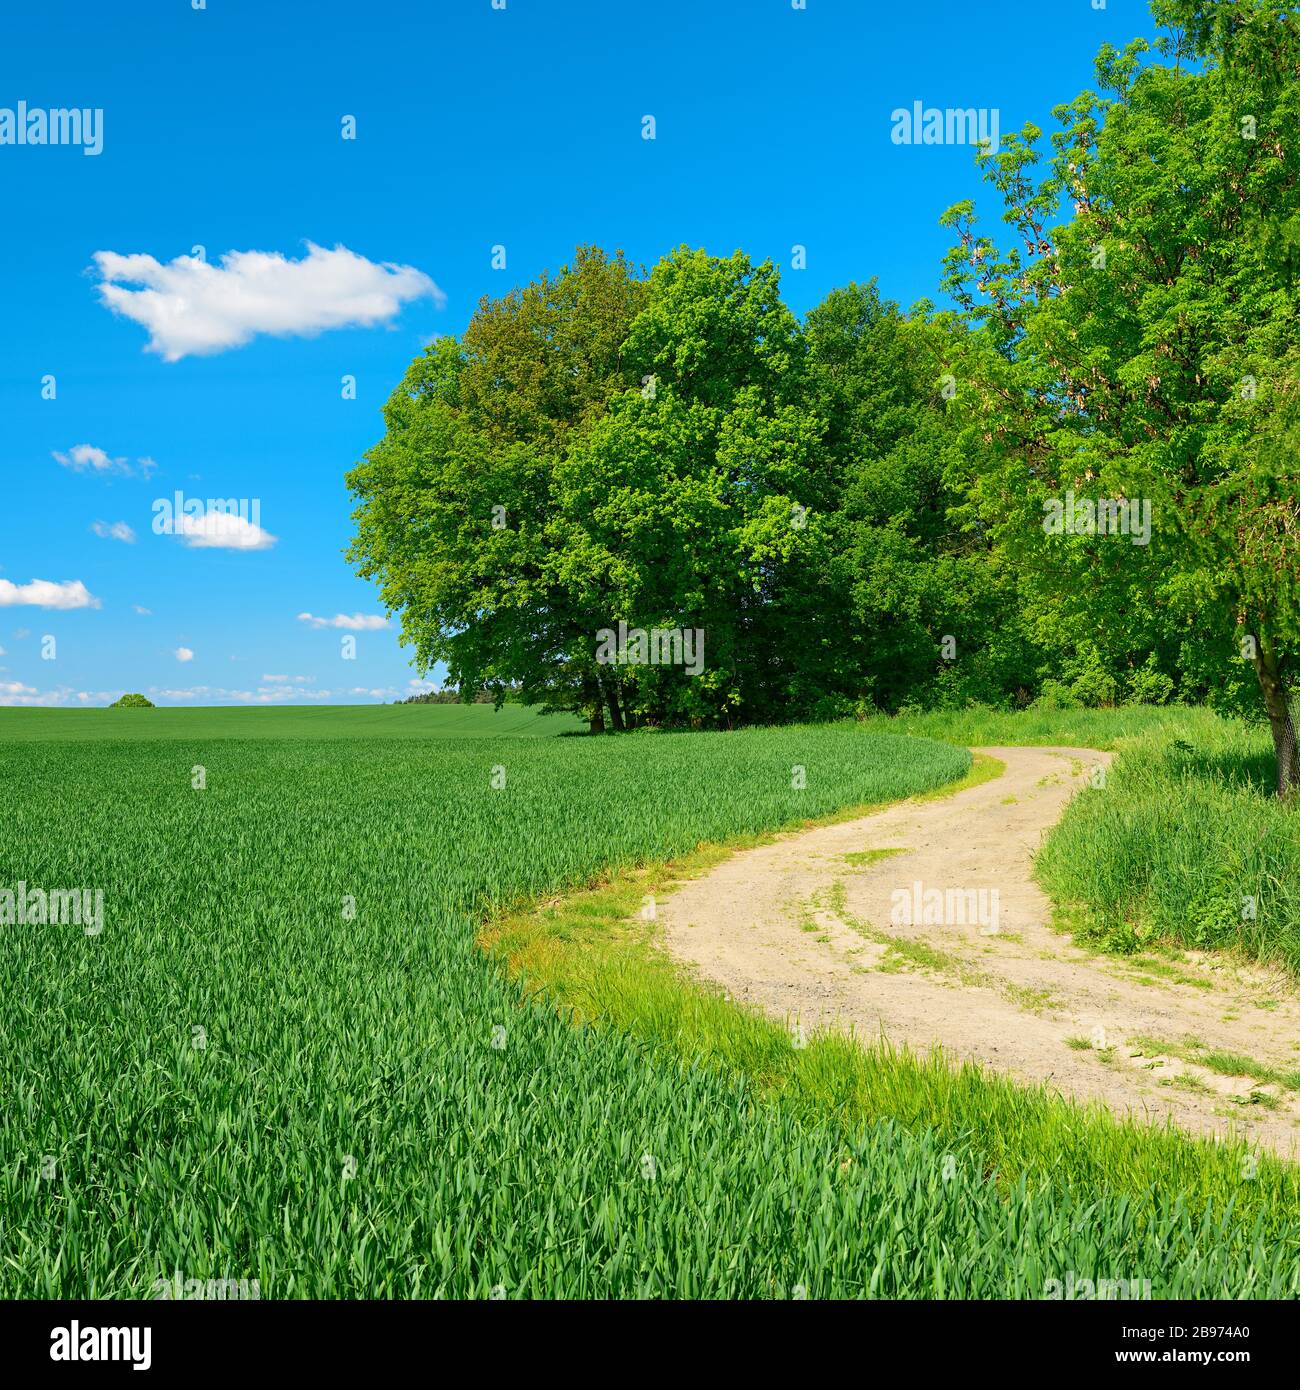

{"left": 347, "top": 0, "right": 1300, "bottom": 793}
{"left": 939, "top": 0, "right": 1300, "bottom": 790}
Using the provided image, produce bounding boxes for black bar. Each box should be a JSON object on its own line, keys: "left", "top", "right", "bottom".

{"left": 0, "top": 1299, "right": 1284, "bottom": 1375}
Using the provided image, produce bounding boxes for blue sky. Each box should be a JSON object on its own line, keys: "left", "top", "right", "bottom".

{"left": 0, "top": 0, "right": 1161, "bottom": 707}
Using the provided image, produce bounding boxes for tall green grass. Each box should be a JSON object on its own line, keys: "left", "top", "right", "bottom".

{"left": 1035, "top": 720, "right": 1300, "bottom": 971}
{"left": 872, "top": 702, "right": 1227, "bottom": 751}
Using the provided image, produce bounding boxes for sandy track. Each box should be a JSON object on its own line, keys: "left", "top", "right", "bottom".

{"left": 659, "top": 746, "right": 1300, "bottom": 1156}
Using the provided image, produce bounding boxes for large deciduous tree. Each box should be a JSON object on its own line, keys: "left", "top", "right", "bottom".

{"left": 347, "top": 245, "right": 845, "bottom": 729}
{"left": 345, "top": 246, "right": 646, "bottom": 732}
{"left": 941, "top": 0, "right": 1300, "bottom": 792}
{"left": 553, "top": 247, "right": 841, "bottom": 727}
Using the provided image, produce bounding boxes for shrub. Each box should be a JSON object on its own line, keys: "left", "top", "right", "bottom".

{"left": 1031, "top": 678, "right": 1080, "bottom": 711}
{"left": 1067, "top": 650, "right": 1119, "bottom": 708}
{"left": 1126, "top": 656, "right": 1175, "bottom": 706}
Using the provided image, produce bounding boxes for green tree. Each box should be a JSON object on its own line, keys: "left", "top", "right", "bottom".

{"left": 349, "top": 245, "right": 849, "bottom": 730}
{"left": 941, "top": 0, "right": 1300, "bottom": 791}
{"left": 110, "top": 693, "right": 154, "bottom": 708}
{"left": 346, "top": 246, "right": 646, "bottom": 733}
{"left": 806, "top": 282, "right": 1038, "bottom": 711}
{"left": 553, "top": 247, "right": 841, "bottom": 726}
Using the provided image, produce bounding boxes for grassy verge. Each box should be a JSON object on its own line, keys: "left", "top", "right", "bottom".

{"left": 1037, "top": 720, "right": 1300, "bottom": 972}
{"left": 868, "top": 703, "right": 1225, "bottom": 750}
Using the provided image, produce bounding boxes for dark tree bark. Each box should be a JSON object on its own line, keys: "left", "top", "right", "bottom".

{"left": 602, "top": 672, "right": 627, "bottom": 732}
{"left": 580, "top": 674, "right": 606, "bottom": 735}
{"left": 1251, "top": 631, "right": 1300, "bottom": 797}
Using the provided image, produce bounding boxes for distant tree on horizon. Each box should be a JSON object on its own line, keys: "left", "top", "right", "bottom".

{"left": 399, "top": 687, "right": 499, "bottom": 705}
{"left": 110, "top": 693, "right": 155, "bottom": 709}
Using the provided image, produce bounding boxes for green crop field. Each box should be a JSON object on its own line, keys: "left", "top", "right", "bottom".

{"left": 0, "top": 715, "right": 967, "bottom": 1297}
{"left": 0, "top": 702, "right": 581, "bottom": 743}
{"left": 3, "top": 707, "right": 1299, "bottom": 1299}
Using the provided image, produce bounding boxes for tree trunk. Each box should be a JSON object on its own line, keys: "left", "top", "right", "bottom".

{"left": 602, "top": 673, "right": 626, "bottom": 732}
{"left": 579, "top": 674, "right": 606, "bottom": 735}
{"left": 1251, "top": 632, "right": 1300, "bottom": 797}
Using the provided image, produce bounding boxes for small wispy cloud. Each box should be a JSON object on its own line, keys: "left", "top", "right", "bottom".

{"left": 54, "top": 444, "right": 123, "bottom": 473}
{"left": 297, "top": 612, "right": 389, "bottom": 630}
{"left": 0, "top": 578, "right": 101, "bottom": 609}
{"left": 92, "top": 242, "right": 445, "bottom": 361}
{"left": 0, "top": 684, "right": 123, "bottom": 708}
{"left": 54, "top": 445, "right": 155, "bottom": 478}
{"left": 91, "top": 520, "right": 136, "bottom": 544}
{"left": 153, "top": 684, "right": 358, "bottom": 704}
{"left": 133, "top": 605, "right": 152, "bottom": 615}
{"left": 175, "top": 646, "right": 194, "bottom": 662}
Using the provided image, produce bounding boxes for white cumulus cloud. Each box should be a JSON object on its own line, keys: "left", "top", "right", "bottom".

{"left": 55, "top": 444, "right": 122, "bottom": 472}
{"left": 297, "top": 612, "right": 389, "bottom": 630}
{"left": 91, "top": 520, "right": 136, "bottom": 543}
{"left": 0, "top": 578, "right": 101, "bottom": 609}
{"left": 92, "top": 242, "right": 445, "bottom": 361}
{"left": 174, "top": 512, "right": 277, "bottom": 550}
{"left": 175, "top": 647, "right": 194, "bottom": 662}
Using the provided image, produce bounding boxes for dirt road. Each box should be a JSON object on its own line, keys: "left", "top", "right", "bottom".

{"left": 659, "top": 746, "right": 1300, "bottom": 1156}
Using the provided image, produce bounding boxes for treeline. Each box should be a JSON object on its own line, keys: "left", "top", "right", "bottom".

{"left": 398, "top": 688, "right": 499, "bottom": 705}
{"left": 348, "top": 0, "right": 1299, "bottom": 789}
